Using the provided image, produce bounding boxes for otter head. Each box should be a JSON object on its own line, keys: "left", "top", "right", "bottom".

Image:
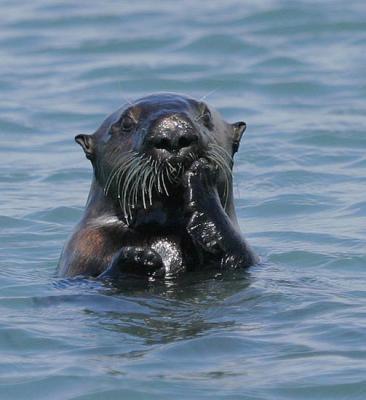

{"left": 75, "top": 93, "right": 246, "bottom": 224}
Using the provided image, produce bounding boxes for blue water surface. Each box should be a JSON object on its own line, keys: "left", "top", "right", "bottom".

{"left": 1, "top": 1, "right": 366, "bottom": 399}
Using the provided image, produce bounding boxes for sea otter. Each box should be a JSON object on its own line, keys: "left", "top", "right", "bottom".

{"left": 57, "top": 93, "right": 257, "bottom": 279}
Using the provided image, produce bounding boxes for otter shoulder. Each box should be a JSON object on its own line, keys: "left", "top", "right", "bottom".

{"left": 57, "top": 219, "right": 123, "bottom": 277}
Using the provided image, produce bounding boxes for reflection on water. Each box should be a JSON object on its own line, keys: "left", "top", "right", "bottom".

{"left": 55, "top": 270, "right": 253, "bottom": 345}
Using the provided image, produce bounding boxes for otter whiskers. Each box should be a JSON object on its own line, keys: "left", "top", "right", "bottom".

{"left": 206, "top": 143, "right": 233, "bottom": 208}
{"left": 103, "top": 142, "right": 233, "bottom": 225}
{"left": 103, "top": 152, "right": 179, "bottom": 224}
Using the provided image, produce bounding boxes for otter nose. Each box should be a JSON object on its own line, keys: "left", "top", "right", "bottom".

{"left": 152, "top": 132, "right": 198, "bottom": 152}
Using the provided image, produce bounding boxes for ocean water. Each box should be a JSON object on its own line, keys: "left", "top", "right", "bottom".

{"left": 1, "top": 0, "right": 366, "bottom": 399}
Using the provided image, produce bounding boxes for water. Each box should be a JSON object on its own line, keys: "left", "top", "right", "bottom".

{"left": 1, "top": 0, "right": 366, "bottom": 398}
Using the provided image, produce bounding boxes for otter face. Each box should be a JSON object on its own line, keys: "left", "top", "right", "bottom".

{"left": 75, "top": 93, "right": 247, "bottom": 224}
{"left": 107, "top": 94, "right": 213, "bottom": 167}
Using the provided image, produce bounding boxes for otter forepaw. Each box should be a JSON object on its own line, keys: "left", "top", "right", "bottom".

{"left": 183, "top": 158, "right": 217, "bottom": 190}
{"left": 187, "top": 213, "right": 223, "bottom": 254}
{"left": 183, "top": 159, "right": 219, "bottom": 214}
{"left": 99, "top": 246, "right": 165, "bottom": 279}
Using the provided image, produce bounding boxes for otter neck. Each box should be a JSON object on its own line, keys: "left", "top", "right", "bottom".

{"left": 83, "top": 177, "right": 186, "bottom": 230}
{"left": 82, "top": 178, "right": 124, "bottom": 225}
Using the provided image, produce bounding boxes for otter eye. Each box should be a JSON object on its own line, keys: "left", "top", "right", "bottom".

{"left": 202, "top": 111, "right": 211, "bottom": 126}
{"left": 200, "top": 110, "right": 213, "bottom": 129}
{"left": 121, "top": 115, "right": 135, "bottom": 132}
{"left": 197, "top": 103, "right": 212, "bottom": 129}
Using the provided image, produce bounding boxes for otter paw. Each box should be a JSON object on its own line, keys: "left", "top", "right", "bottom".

{"left": 187, "top": 215, "right": 223, "bottom": 253}
{"left": 186, "top": 158, "right": 215, "bottom": 183}
{"left": 126, "top": 247, "right": 164, "bottom": 273}
{"left": 183, "top": 158, "right": 219, "bottom": 212}
{"left": 184, "top": 158, "right": 217, "bottom": 188}
{"left": 101, "top": 247, "right": 164, "bottom": 279}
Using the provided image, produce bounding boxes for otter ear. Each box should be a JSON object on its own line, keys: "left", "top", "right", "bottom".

{"left": 75, "top": 134, "right": 94, "bottom": 159}
{"left": 231, "top": 121, "right": 246, "bottom": 154}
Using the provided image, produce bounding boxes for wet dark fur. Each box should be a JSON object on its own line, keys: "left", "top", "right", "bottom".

{"left": 58, "top": 93, "right": 257, "bottom": 279}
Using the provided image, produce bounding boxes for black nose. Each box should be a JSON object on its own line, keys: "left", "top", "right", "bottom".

{"left": 151, "top": 131, "right": 198, "bottom": 153}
